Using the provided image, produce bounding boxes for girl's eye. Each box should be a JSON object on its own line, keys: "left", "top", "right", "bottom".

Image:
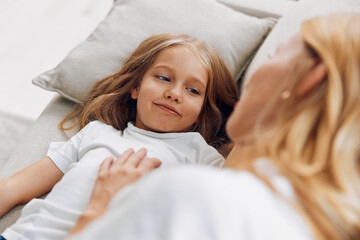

{"left": 187, "top": 88, "right": 200, "bottom": 95}
{"left": 157, "top": 76, "right": 170, "bottom": 82}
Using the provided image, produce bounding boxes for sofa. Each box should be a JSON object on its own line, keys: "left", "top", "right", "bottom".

{"left": 1, "top": 0, "right": 359, "bottom": 233}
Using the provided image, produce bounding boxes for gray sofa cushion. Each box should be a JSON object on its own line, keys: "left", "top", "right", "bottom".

{"left": 0, "top": 111, "right": 33, "bottom": 170}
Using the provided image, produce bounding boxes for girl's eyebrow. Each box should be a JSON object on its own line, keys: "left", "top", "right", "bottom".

{"left": 152, "top": 65, "right": 174, "bottom": 72}
{"left": 189, "top": 78, "right": 207, "bottom": 90}
{"left": 152, "top": 65, "right": 207, "bottom": 89}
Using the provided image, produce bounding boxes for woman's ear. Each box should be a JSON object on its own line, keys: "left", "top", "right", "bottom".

{"left": 130, "top": 87, "right": 139, "bottom": 100}
{"left": 296, "top": 61, "right": 327, "bottom": 97}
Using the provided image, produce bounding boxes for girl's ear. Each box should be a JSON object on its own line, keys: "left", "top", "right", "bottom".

{"left": 296, "top": 61, "right": 327, "bottom": 97}
{"left": 130, "top": 87, "right": 139, "bottom": 100}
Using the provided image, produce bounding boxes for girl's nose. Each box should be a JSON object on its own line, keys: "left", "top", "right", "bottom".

{"left": 165, "top": 87, "right": 182, "bottom": 103}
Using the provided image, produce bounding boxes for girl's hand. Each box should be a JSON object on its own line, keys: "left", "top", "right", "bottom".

{"left": 68, "top": 148, "right": 161, "bottom": 236}
{"left": 88, "top": 148, "right": 161, "bottom": 213}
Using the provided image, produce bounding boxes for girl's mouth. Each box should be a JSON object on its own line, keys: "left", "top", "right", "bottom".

{"left": 154, "top": 103, "right": 181, "bottom": 116}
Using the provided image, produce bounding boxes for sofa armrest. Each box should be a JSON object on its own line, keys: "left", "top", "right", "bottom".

{"left": 0, "top": 94, "right": 77, "bottom": 232}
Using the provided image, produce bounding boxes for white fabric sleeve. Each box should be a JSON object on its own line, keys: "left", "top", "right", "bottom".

{"left": 199, "top": 144, "right": 225, "bottom": 167}
{"left": 68, "top": 167, "right": 312, "bottom": 240}
{"left": 205, "top": 152, "right": 225, "bottom": 167}
{"left": 47, "top": 122, "right": 93, "bottom": 173}
{"left": 190, "top": 133, "right": 225, "bottom": 167}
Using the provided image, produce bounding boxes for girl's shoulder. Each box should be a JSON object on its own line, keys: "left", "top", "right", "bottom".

{"left": 82, "top": 120, "right": 121, "bottom": 135}
{"left": 85, "top": 120, "right": 115, "bottom": 129}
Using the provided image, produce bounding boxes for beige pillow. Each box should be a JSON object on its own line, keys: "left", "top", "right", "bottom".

{"left": 243, "top": 0, "right": 360, "bottom": 87}
{"left": 32, "top": 0, "right": 275, "bottom": 103}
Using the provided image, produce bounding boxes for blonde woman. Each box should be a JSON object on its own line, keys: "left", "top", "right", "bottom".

{"left": 67, "top": 12, "right": 360, "bottom": 240}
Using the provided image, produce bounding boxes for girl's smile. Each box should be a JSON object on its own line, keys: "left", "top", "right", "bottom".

{"left": 154, "top": 103, "right": 181, "bottom": 116}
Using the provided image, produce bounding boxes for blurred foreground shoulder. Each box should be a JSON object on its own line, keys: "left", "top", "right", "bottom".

{"left": 69, "top": 166, "right": 313, "bottom": 240}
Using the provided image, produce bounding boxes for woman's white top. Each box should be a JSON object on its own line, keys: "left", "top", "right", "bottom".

{"left": 2, "top": 121, "right": 224, "bottom": 240}
{"left": 69, "top": 161, "right": 314, "bottom": 240}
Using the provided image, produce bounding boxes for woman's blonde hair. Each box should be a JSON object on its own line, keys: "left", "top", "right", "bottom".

{"left": 60, "top": 33, "right": 238, "bottom": 155}
{"left": 237, "top": 13, "right": 360, "bottom": 239}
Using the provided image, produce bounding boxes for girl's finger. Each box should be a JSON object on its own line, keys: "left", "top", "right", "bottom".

{"left": 123, "top": 148, "right": 147, "bottom": 168}
{"left": 99, "top": 157, "right": 114, "bottom": 176}
{"left": 138, "top": 157, "right": 162, "bottom": 172}
{"left": 113, "top": 148, "right": 135, "bottom": 166}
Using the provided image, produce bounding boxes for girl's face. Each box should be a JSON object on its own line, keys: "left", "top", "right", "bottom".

{"left": 226, "top": 34, "right": 307, "bottom": 142}
{"left": 131, "top": 45, "right": 208, "bottom": 133}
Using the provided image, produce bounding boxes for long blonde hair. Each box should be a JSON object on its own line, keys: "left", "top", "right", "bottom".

{"left": 60, "top": 33, "right": 238, "bottom": 155}
{"left": 237, "top": 13, "right": 360, "bottom": 239}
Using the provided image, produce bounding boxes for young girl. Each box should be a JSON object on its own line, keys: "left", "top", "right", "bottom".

{"left": 0, "top": 33, "right": 238, "bottom": 239}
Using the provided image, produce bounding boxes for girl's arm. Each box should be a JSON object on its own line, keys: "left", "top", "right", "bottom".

{"left": 0, "top": 157, "right": 63, "bottom": 217}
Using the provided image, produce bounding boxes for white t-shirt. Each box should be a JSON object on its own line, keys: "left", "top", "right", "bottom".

{"left": 3, "top": 121, "right": 224, "bottom": 240}
{"left": 69, "top": 160, "right": 314, "bottom": 240}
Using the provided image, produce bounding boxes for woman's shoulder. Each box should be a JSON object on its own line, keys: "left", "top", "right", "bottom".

{"left": 140, "top": 166, "right": 276, "bottom": 198}
{"left": 121, "top": 166, "right": 313, "bottom": 239}
{"left": 124, "top": 166, "right": 286, "bottom": 215}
